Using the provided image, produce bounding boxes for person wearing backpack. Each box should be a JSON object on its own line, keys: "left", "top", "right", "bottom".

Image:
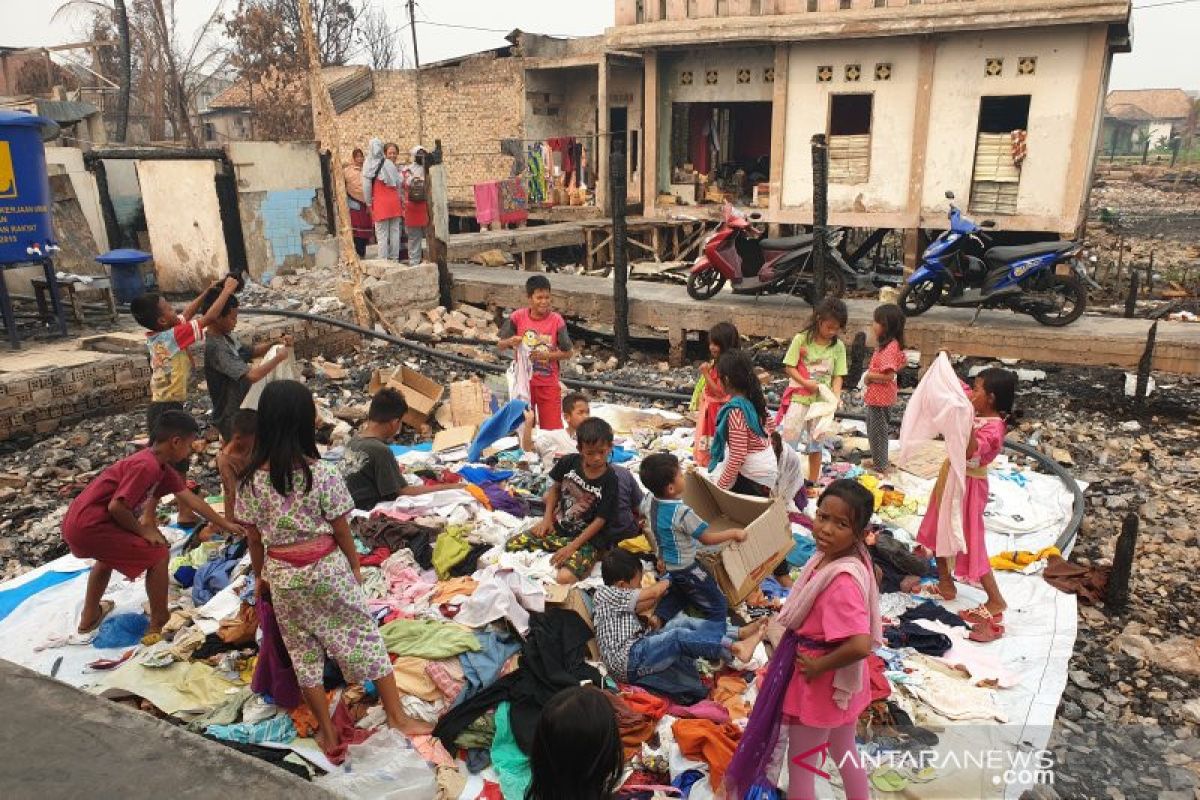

{"left": 402, "top": 146, "right": 430, "bottom": 266}
{"left": 362, "top": 139, "right": 403, "bottom": 260}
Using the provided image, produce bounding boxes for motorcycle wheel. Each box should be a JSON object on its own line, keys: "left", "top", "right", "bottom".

{"left": 897, "top": 277, "right": 943, "bottom": 317}
{"left": 687, "top": 267, "right": 727, "bottom": 300}
{"left": 1030, "top": 274, "right": 1087, "bottom": 327}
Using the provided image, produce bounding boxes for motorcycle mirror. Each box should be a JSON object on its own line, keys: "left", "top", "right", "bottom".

{"left": 981, "top": 220, "right": 996, "bottom": 228}
{"left": 748, "top": 212, "right": 764, "bottom": 222}
{"left": 945, "top": 191, "right": 955, "bottom": 200}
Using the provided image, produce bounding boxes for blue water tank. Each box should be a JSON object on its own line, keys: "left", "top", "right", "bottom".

{"left": 0, "top": 110, "right": 60, "bottom": 266}
{"left": 96, "top": 248, "right": 152, "bottom": 304}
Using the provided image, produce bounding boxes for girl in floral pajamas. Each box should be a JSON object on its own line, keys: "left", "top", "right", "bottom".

{"left": 237, "top": 380, "right": 427, "bottom": 759}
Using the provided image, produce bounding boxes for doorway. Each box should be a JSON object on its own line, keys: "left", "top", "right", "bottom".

{"left": 668, "top": 101, "right": 772, "bottom": 205}
{"left": 970, "top": 95, "right": 1031, "bottom": 215}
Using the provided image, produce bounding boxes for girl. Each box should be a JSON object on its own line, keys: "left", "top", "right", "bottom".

{"left": 362, "top": 139, "right": 403, "bottom": 261}
{"left": 527, "top": 686, "right": 624, "bottom": 800}
{"left": 782, "top": 297, "right": 849, "bottom": 489}
{"left": 692, "top": 321, "right": 740, "bottom": 468}
{"left": 343, "top": 147, "right": 374, "bottom": 258}
{"left": 709, "top": 350, "right": 778, "bottom": 496}
{"left": 236, "top": 380, "right": 423, "bottom": 760}
{"left": 862, "top": 304, "right": 907, "bottom": 473}
{"left": 916, "top": 367, "right": 1013, "bottom": 628}
{"left": 725, "top": 480, "right": 881, "bottom": 800}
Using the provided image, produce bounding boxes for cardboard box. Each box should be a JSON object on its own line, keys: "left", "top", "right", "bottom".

{"left": 546, "top": 584, "right": 601, "bottom": 661}
{"left": 369, "top": 366, "right": 445, "bottom": 429}
{"left": 683, "top": 469, "right": 792, "bottom": 605}
{"left": 433, "top": 425, "right": 477, "bottom": 453}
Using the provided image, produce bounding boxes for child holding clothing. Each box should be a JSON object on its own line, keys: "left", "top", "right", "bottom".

{"left": 726, "top": 480, "right": 881, "bottom": 800}
{"left": 709, "top": 350, "right": 778, "bottom": 496}
{"left": 235, "top": 380, "right": 423, "bottom": 758}
{"left": 593, "top": 549, "right": 764, "bottom": 688}
{"left": 63, "top": 410, "right": 241, "bottom": 636}
{"left": 692, "top": 322, "right": 740, "bottom": 468}
{"left": 506, "top": 417, "right": 618, "bottom": 584}
{"left": 862, "top": 304, "right": 907, "bottom": 473}
{"left": 217, "top": 408, "right": 257, "bottom": 524}
{"left": 917, "top": 367, "right": 1014, "bottom": 629}
{"left": 639, "top": 452, "right": 747, "bottom": 624}
{"left": 520, "top": 391, "right": 591, "bottom": 468}
{"left": 782, "top": 297, "right": 849, "bottom": 488}
{"left": 497, "top": 275, "right": 573, "bottom": 430}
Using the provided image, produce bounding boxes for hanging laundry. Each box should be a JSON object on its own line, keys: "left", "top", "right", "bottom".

{"left": 474, "top": 181, "right": 501, "bottom": 227}
{"left": 526, "top": 146, "right": 547, "bottom": 204}
{"left": 498, "top": 177, "right": 529, "bottom": 225}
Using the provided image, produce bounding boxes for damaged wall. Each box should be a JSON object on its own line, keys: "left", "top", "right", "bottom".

{"left": 227, "top": 141, "right": 329, "bottom": 280}
{"left": 136, "top": 160, "right": 229, "bottom": 293}
{"left": 45, "top": 147, "right": 108, "bottom": 254}
{"left": 3, "top": 175, "right": 102, "bottom": 295}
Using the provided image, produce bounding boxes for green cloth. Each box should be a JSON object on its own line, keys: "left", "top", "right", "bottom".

{"left": 689, "top": 372, "right": 706, "bottom": 412}
{"left": 783, "top": 332, "right": 847, "bottom": 406}
{"left": 185, "top": 686, "right": 253, "bottom": 732}
{"left": 492, "top": 702, "right": 531, "bottom": 800}
{"left": 379, "top": 618, "right": 482, "bottom": 659}
{"left": 432, "top": 526, "right": 472, "bottom": 580}
{"left": 454, "top": 710, "right": 496, "bottom": 750}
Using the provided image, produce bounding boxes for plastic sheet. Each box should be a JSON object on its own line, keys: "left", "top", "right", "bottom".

{"left": 316, "top": 728, "right": 437, "bottom": 799}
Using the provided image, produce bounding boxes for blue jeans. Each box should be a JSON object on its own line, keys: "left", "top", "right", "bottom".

{"left": 626, "top": 616, "right": 731, "bottom": 681}
{"left": 654, "top": 563, "right": 728, "bottom": 626}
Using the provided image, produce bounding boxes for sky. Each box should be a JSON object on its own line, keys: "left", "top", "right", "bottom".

{"left": 0, "top": 0, "right": 1195, "bottom": 93}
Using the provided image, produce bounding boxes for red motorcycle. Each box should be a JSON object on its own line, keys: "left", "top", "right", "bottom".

{"left": 686, "top": 204, "right": 847, "bottom": 302}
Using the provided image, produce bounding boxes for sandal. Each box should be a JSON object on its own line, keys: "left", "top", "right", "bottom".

{"left": 870, "top": 767, "right": 911, "bottom": 793}
{"left": 968, "top": 620, "right": 1005, "bottom": 643}
{"left": 959, "top": 605, "right": 1004, "bottom": 625}
{"left": 915, "top": 583, "right": 953, "bottom": 600}
{"left": 78, "top": 599, "right": 115, "bottom": 634}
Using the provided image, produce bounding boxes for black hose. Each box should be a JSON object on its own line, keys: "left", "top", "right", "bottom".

{"left": 242, "top": 306, "right": 1083, "bottom": 549}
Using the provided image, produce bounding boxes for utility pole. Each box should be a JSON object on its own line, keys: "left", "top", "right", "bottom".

{"left": 407, "top": 0, "right": 421, "bottom": 68}
{"left": 811, "top": 133, "right": 829, "bottom": 301}
{"left": 611, "top": 143, "right": 630, "bottom": 365}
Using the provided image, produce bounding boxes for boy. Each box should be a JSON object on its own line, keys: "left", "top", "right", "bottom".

{"left": 638, "top": 452, "right": 747, "bottom": 625}
{"left": 342, "top": 388, "right": 467, "bottom": 510}
{"left": 200, "top": 288, "right": 293, "bottom": 441}
{"left": 497, "top": 275, "right": 572, "bottom": 430}
{"left": 520, "top": 391, "right": 590, "bottom": 468}
{"left": 62, "top": 410, "right": 242, "bottom": 636}
{"left": 593, "top": 550, "right": 764, "bottom": 688}
{"left": 216, "top": 408, "right": 257, "bottom": 524}
{"left": 131, "top": 275, "right": 239, "bottom": 524}
{"left": 506, "top": 417, "right": 618, "bottom": 584}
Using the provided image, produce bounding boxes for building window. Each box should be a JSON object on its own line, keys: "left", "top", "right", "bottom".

{"left": 705, "top": 70, "right": 719, "bottom": 85}
{"left": 840, "top": 0, "right": 852, "bottom": 8}
{"left": 875, "top": 0, "right": 886, "bottom": 6}
{"left": 971, "top": 95, "right": 1031, "bottom": 215}
{"left": 203, "top": 122, "right": 215, "bottom": 142}
{"left": 985, "top": 57, "right": 1004, "bottom": 77}
{"left": 636, "top": 0, "right": 645, "bottom": 23}
{"left": 828, "top": 93, "right": 873, "bottom": 184}
{"left": 845, "top": 64, "right": 862, "bottom": 82}
{"left": 764, "top": 67, "right": 775, "bottom": 83}
{"left": 875, "top": 63, "right": 892, "bottom": 81}
{"left": 737, "top": 68, "right": 752, "bottom": 84}
{"left": 681, "top": 71, "right": 694, "bottom": 86}
{"left": 807, "top": 0, "right": 818, "bottom": 11}
{"left": 1018, "top": 56, "right": 1037, "bottom": 76}
{"left": 817, "top": 65, "right": 833, "bottom": 83}
{"left": 659, "top": 0, "right": 667, "bottom": 19}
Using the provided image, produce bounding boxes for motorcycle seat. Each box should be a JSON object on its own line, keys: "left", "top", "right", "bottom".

{"left": 760, "top": 234, "right": 814, "bottom": 251}
{"left": 984, "top": 241, "right": 1076, "bottom": 268}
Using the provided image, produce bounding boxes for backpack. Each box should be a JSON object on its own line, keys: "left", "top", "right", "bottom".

{"left": 406, "top": 174, "right": 427, "bottom": 203}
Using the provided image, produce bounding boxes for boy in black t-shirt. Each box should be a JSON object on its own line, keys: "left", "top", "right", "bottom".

{"left": 507, "top": 417, "right": 617, "bottom": 584}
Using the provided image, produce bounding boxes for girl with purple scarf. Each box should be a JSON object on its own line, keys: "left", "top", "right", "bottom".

{"left": 725, "top": 480, "right": 882, "bottom": 800}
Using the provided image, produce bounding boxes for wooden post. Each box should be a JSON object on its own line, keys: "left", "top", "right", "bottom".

{"left": 811, "top": 134, "right": 829, "bottom": 300}
{"left": 429, "top": 140, "right": 453, "bottom": 310}
{"left": 1124, "top": 271, "right": 1139, "bottom": 318}
{"left": 1135, "top": 321, "right": 1156, "bottom": 404}
{"left": 1106, "top": 513, "right": 1138, "bottom": 611}
{"left": 845, "top": 331, "right": 867, "bottom": 391}
{"left": 1145, "top": 250, "right": 1154, "bottom": 298}
{"left": 611, "top": 144, "right": 631, "bottom": 365}
{"left": 297, "top": 0, "right": 369, "bottom": 326}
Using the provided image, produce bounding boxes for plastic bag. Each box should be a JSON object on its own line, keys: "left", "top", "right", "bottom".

{"left": 780, "top": 384, "right": 838, "bottom": 445}
{"left": 315, "top": 728, "right": 437, "bottom": 799}
{"left": 241, "top": 344, "right": 302, "bottom": 410}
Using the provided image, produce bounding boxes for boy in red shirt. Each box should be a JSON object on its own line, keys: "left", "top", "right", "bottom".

{"left": 63, "top": 410, "right": 242, "bottom": 636}
{"left": 497, "top": 275, "right": 573, "bottom": 430}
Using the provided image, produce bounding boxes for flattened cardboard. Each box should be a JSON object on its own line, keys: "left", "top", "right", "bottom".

{"left": 433, "top": 425, "right": 477, "bottom": 453}
{"left": 369, "top": 366, "right": 446, "bottom": 429}
{"left": 682, "top": 469, "right": 792, "bottom": 605}
{"left": 447, "top": 379, "right": 491, "bottom": 427}
{"left": 898, "top": 439, "right": 948, "bottom": 480}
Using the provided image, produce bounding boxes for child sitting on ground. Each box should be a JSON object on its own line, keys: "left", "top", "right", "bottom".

{"left": 506, "top": 417, "right": 619, "bottom": 584}
{"left": 217, "top": 408, "right": 257, "bottom": 524}
{"left": 342, "top": 388, "right": 467, "bottom": 511}
{"left": 62, "top": 410, "right": 242, "bottom": 636}
{"left": 593, "top": 549, "right": 765, "bottom": 688}
{"left": 639, "top": 452, "right": 747, "bottom": 625}
{"left": 520, "top": 391, "right": 590, "bottom": 468}
{"left": 527, "top": 686, "right": 625, "bottom": 800}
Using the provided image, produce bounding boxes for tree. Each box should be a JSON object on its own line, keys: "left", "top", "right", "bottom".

{"left": 356, "top": 5, "right": 399, "bottom": 70}
{"left": 14, "top": 59, "right": 80, "bottom": 96}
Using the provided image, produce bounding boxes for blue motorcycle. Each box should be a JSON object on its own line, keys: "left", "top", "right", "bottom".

{"left": 898, "top": 192, "right": 1089, "bottom": 327}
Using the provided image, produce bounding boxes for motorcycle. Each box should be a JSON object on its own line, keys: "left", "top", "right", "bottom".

{"left": 686, "top": 204, "right": 849, "bottom": 302}
{"left": 898, "top": 192, "right": 1089, "bottom": 327}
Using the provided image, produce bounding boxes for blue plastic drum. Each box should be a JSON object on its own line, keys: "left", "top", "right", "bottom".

{"left": 97, "top": 248, "right": 152, "bottom": 304}
{"left": 0, "top": 110, "right": 59, "bottom": 265}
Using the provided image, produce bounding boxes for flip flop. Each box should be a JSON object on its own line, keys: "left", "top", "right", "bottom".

{"left": 78, "top": 599, "right": 115, "bottom": 634}
{"left": 870, "top": 767, "right": 911, "bottom": 793}
{"left": 959, "top": 605, "right": 1004, "bottom": 625}
{"left": 968, "top": 620, "right": 1005, "bottom": 643}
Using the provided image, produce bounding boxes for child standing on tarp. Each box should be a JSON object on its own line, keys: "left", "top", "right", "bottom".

{"left": 691, "top": 322, "right": 739, "bottom": 468}
{"left": 862, "top": 304, "right": 907, "bottom": 473}
{"left": 236, "top": 380, "right": 423, "bottom": 760}
{"left": 497, "top": 275, "right": 573, "bottom": 429}
{"left": 781, "top": 297, "right": 849, "bottom": 492}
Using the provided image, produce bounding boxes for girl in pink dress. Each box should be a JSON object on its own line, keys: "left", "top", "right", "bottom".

{"left": 916, "top": 367, "right": 1015, "bottom": 630}
{"left": 692, "top": 322, "right": 739, "bottom": 468}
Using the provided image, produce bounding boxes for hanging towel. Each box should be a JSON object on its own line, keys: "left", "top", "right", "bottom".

{"left": 474, "top": 182, "right": 501, "bottom": 227}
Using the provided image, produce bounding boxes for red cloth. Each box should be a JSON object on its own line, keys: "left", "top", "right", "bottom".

{"left": 349, "top": 201, "right": 374, "bottom": 241}
{"left": 474, "top": 182, "right": 500, "bottom": 226}
{"left": 267, "top": 535, "right": 337, "bottom": 567}
{"left": 402, "top": 169, "right": 429, "bottom": 227}
{"left": 864, "top": 340, "right": 906, "bottom": 407}
{"left": 867, "top": 653, "right": 891, "bottom": 702}
{"left": 498, "top": 178, "right": 528, "bottom": 226}
{"left": 359, "top": 546, "right": 391, "bottom": 567}
{"left": 62, "top": 448, "right": 184, "bottom": 579}
{"left": 370, "top": 179, "right": 403, "bottom": 222}
{"left": 619, "top": 686, "right": 670, "bottom": 720}
{"left": 529, "top": 382, "right": 563, "bottom": 431}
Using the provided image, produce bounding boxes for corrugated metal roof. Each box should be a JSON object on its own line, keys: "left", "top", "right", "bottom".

{"left": 34, "top": 99, "right": 99, "bottom": 124}
{"left": 1105, "top": 89, "right": 1194, "bottom": 121}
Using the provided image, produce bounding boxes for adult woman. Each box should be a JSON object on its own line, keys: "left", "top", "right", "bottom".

{"left": 402, "top": 145, "right": 430, "bottom": 266}
{"left": 343, "top": 148, "right": 374, "bottom": 257}
{"left": 362, "top": 139, "right": 403, "bottom": 260}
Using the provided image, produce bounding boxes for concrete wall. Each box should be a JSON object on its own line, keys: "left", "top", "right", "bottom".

{"left": 660, "top": 47, "right": 775, "bottom": 104}
{"left": 227, "top": 141, "right": 329, "bottom": 280}
{"left": 136, "top": 160, "right": 229, "bottom": 293}
{"left": 45, "top": 146, "right": 108, "bottom": 253}
{"left": 781, "top": 37, "right": 918, "bottom": 212}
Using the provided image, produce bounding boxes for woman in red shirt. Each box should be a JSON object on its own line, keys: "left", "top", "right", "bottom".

{"left": 402, "top": 146, "right": 430, "bottom": 266}
{"left": 362, "top": 139, "right": 403, "bottom": 260}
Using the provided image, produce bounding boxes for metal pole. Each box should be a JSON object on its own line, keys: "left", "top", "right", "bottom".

{"left": 811, "top": 133, "right": 829, "bottom": 301}
{"left": 407, "top": 0, "right": 421, "bottom": 68}
{"left": 611, "top": 144, "right": 630, "bottom": 365}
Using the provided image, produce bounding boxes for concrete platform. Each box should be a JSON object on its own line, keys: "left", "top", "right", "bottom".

{"left": 449, "top": 264, "right": 1200, "bottom": 374}
{"left": 0, "top": 658, "right": 331, "bottom": 799}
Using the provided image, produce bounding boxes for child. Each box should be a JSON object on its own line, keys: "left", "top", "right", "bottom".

{"left": 506, "top": 417, "right": 618, "bottom": 584}
{"left": 639, "top": 452, "right": 747, "bottom": 624}
{"left": 235, "top": 380, "right": 424, "bottom": 758}
{"left": 725, "top": 480, "right": 881, "bottom": 800}
{"left": 341, "top": 388, "right": 466, "bottom": 510}
{"left": 201, "top": 288, "right": 293, "bottom": 441}
{"left": 217, "top": 408, "right": 257, "bottom": 524}
{"left": 520, "top": 391, "right": 590, "bottom": 468}
{"left": 692, "top": 322, "right": 739, "bottom": 468}
{"left": 917, "top": 367, "right": 1013, "bottom": 629}
{"left": 527, "top": 686, "right": 624, "bottom": 800}
{"left": 593, "top": 549, "right": 764, "bottom": 688}
{"left": 782, "top": 297, "right": 849, "bottom": 488}
{"left": 62, "top": 410, "right": 242, "bottom": 635}
{"left": 862, "top": 304, "right": 907, "bottom": 473}
{"left": 497, "top": 275, "right": 573, "bottom": 430}
{"left": 709, "top": 350, "right": 778, "bottom": 496}
{"left": 131, "top": 275, "right": 240, "bottom": 525}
